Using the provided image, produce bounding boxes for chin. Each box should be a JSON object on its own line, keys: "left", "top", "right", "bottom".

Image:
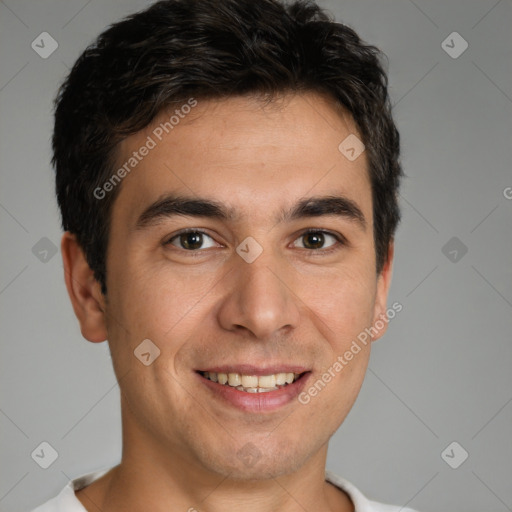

{"left": 196, "top": 437, "right": 315, "bottom": 481}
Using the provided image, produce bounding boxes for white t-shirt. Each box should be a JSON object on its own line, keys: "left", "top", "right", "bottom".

{"left": 30, "top": 467, "right": 419, "bottom": 512}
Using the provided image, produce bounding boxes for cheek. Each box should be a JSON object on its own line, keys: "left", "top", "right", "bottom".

{"left": 296, "top": 264, "right": 377, "bottom": 343}
{"left": 105, "top": 259, "right": 224, "bottom": 367}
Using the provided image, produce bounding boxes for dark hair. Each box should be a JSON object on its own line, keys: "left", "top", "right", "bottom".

{"left": 53, "top": 0, "right": 402, "bottom": 294}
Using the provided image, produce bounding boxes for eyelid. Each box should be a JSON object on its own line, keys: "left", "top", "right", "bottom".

{"left": 164, "top": 227, "right": 347, "bottom": 254}
{"left": 291, "top": 229, "right": 346, "bottom": 251}
{"left": 164, "top": 228, "right": 221, "bottom": 248}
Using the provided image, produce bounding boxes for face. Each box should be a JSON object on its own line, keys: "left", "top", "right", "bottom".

{"left": 72, "top": 92, "right": 393, "bottom": 481}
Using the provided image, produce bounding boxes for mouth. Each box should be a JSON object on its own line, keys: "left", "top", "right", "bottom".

{"left": 195, "top": 366, "right": 311, "bottom": 412}
{"left": 199, "top": 370, "right": 304, "bottom": 393}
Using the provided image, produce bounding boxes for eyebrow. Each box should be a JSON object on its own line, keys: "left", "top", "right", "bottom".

{"left": 135, "top": 194, "right": 366, "bottom": 231}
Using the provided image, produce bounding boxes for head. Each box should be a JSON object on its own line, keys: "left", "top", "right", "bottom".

{"left": 56, "top": 0, "right": 402, "bottom": 480}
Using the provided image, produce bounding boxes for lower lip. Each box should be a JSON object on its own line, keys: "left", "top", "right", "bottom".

{"left": 196, "top": 372, "right": 311, "bottom": 413}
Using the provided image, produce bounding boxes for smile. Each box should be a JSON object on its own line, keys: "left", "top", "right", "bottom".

{"left": 196, "top": 368, "right": 311, "bottom": 412}
{"left": 201, "top": 371, "right": 302, "bottom": 393}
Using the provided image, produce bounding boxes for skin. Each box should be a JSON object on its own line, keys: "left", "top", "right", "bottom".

{"left": 62, "top": 91, "right": 394, "bottom": 512}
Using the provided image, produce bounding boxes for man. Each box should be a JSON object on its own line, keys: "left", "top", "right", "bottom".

{"left": 32, "top": 0, "right": 416, "bottom": 510}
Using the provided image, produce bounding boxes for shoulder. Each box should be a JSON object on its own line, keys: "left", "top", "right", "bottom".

{"left": 29, "top": 485, "right": 81, "bottom": 512}
{"left": 29, "top": 467, "right": 113, "bottom": 512}
{"left": 366, "top": 501, "right": 419, "bottom": 512}
{"left": 325, "top": 470, "right": 421, "bottom": 512}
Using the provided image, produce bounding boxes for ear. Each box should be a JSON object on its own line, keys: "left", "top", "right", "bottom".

{"left": 61, "top": 232, "right": 108, "bottom": 343}
{"left": 370, "top": 240, "right": 394, "bottom": 342}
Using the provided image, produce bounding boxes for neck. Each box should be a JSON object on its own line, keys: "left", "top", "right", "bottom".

{"left": 76, "top": 405, "right": 354, "bottom": 512}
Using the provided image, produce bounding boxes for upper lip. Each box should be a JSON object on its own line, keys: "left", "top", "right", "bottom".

{"left": 197, "top": 365, "right": 310, "bottom": 376}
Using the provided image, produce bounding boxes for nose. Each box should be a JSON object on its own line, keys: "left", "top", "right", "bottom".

{"left": 216, "top": 251, "right": 301, "bottom": 340}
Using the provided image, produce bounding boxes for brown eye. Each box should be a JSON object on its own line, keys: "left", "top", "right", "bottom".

{"left": 167, "top": 230, "right": 217, "bottom": 250}
{"left": 292, "top": 230, "right": 340, "bottom": 250}
{"left": 302, "top": 232, "right": 325, "bottom": 249}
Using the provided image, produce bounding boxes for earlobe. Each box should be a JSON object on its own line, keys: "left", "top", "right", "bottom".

{"left": 61, "top": 232, "right": 108, "bottom": 343}
{"left": 371, "top": 241, "right": 394, "bottom": 342}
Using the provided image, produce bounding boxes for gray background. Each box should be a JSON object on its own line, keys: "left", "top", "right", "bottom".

{"left": 0, "top": 0, "right": 511, "bottom": 511}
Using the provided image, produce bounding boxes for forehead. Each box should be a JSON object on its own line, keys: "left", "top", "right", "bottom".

{"left": 111, "top": 92, "right": 371, "bottom": 227}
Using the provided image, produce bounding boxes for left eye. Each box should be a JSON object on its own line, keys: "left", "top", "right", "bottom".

{"left": 167, "top": 230, "right": 218, "bottom": 250}
{"left": 165, "top": 229, "right": 341, "bottom": 252}
{"left": 292, "top": 231, "right": 340, "bottom": 250}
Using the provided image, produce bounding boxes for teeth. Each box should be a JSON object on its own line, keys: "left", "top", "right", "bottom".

{"left": 237, "top": 385, "right": 279, "bottom": 393}
{"left": 258, "top": 374, "right": 276, "bottom": 387}
{"left": 203, "top": 371, "right": 302, "bottom": 392}
{"left": 275, "top": 373, "right": 286, "bottom": 385}
{"left": 228, "top": 373, "right": 241, "bottom": 386}
{"left": 241, "top": 375, "right": 258, "bottom": 387}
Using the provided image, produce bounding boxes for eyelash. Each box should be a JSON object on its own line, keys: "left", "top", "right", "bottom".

{"left": 163, "top": 228, "right": 346, "bottom": 254}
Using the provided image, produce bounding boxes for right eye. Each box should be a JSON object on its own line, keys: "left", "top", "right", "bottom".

{"left": 165, "top": 229, "right": 219, "bottom": 251}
